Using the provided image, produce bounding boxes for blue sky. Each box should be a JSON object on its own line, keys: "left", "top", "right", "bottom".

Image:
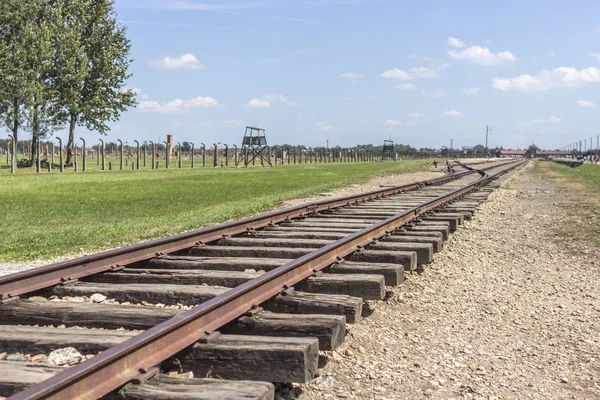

{"left": 78, "top": 0, "right": 600, "bottom": 149}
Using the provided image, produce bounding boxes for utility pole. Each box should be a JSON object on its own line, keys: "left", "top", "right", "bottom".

{"left": 450, "top": 139, "right": 453, "bottom": 150}
{"left": 485, "top": 125, "right": 491, "bottom": 158}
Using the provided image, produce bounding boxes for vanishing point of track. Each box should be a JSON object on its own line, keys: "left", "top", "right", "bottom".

{"left": 0, "top": 159, "right": 526, "bottom": 400}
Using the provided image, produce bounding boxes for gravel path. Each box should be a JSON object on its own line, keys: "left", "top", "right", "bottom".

{"left": 297, "top": 163, "right": 600, "bottom": 400}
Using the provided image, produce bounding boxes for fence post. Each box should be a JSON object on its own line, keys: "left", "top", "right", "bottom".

{"left": 134, "top": 140, "right": 140, "bottom": 170}
{"left": 34, "top": 135, "right": 40, "bottom": 173}
{"left": 80, "top": 138, "right": 86, "bottom": 171}
{"left": 213, "top": 143, "right": 218, "bottom": 167}
{"left": 99, "top": 139, "right": 105, "bottom": 171}
{"left": 117, "top": 139, "right": 123, "bottom": 170}
{"left": 191, "top": 142, "right": 195, "bottom": 168}
{"left": 73, "top": 144, "right": 78, "bottom": 172}
{"left": 149, "top": 141, "right": 155, "bottom": 170}
{"left": 8, "top": 135, "right": 15, "bottom": 174}
{"left": 163, "top": 141, "right": 169, "bottom": 169}
{"left": 56, "top": 137, "right": 63, "bottom": 172}
{"left": 201, "top": 143, "right": 206, "bottom": 167}
{"left": 177, "top": 142, "right": 182, "bottom": 168}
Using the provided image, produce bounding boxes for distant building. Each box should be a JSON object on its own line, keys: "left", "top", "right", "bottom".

{"left": 497, "top": 144, "right": 572, "bottom": 159}
{"left": 496, "top": 149, "right": 527, "bottom": 158}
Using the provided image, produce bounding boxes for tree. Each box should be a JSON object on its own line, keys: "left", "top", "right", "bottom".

{"left": 24, "top": 1, "right": 64, "bottom": 168}
{"left": 0, "top": 0, "right": 41, "bottom": 153}
{"left": 55, "top": 0, "right": 136, "bottom": 165}
{"left": 0, "top": 1, "right": 65, "bottom": 168}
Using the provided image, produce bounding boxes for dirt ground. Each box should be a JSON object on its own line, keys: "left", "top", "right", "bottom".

{"left": 296, "top": 162, "right": 600, "bottom": 400}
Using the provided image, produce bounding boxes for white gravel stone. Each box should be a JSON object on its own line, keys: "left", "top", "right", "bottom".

{"left": 89, "top": 293, "right": 107, "bottom": 303}
{"left": 48, "top": 347, "right": 85, "bottom": 366}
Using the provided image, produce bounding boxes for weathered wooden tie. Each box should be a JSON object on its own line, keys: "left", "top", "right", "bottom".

{"left": 0, "top": 325, "right": 137, "bottom": 354}
{"left": 119, "top": 374, "right": 275, "bottom": 400}
{"left": 170, "top": 334, "right": 319, "bottom": 383}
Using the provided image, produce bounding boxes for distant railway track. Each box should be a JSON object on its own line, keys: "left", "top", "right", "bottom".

{"left": 0, "top": 159, "right": 525, "bottom": 400}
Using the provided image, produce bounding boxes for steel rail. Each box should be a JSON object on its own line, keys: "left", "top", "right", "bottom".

{"left": 10, "top": 159, "right": 525, "bottom": 400}
{"left": 0, "top": 169, "right": 476, "bottom": 300}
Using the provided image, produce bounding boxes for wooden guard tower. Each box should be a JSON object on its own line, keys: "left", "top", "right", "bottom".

{"left": 237, "top": 126, "right": 272, "bottom": 167}
{"left": 383, "top": 140, "right": 395, "bottom": 160}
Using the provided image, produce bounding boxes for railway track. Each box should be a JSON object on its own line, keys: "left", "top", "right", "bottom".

{"left": 0, "top": 159, "right": 525, "bottom": 400}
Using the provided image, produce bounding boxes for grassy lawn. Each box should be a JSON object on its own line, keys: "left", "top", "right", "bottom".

{"left": 0, "top": 160, "right": 433, "bottom": 261}
{"left": 533, "top": 160, "right": 600, "bottom": 245}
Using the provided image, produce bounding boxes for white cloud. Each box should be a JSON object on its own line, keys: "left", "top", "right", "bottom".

{"left": 408, "top": 112, "right": 424, "bottom": 119}
{"left": 316, "top": 121, "right": 334, "bottom": 132}
{"left": 448, "top": 36, "right": 465, "bottom": 48}
{"left": 431, "top": 89, "right": 446, "bottom": 98}
{"left": 339, "top": 72, "right": 364, "bottom": 80}
{"left": 578, "top": 100, "right": 597, "bottom": 108}
{"left": 590, "top": 53, "right": 600, "bottom": 61}
{"left": 244, "top": 99, "right": 271, "bottom": 108}
{"left": 531, "top": 116, "right": 561, "bottom": 124}
{"left": 492, "top": 67, "right": 600, "bottom": 92}
{"left": 343, "top": 96, "right": 352, "bottom": 102}
{"left": 263, "top": 94, "right": 298, "bottom": 105}
{"left": 448, "top": 46, "right": 516, "bottom": 66}
{"left": 380, "top": 64, "right": 449, "bottom": 80}
{"left": 148, "top": 53, "right": 204, "bottom": 70}
{"left": 441, "top": 110, "right": 463, "bottom": 118}
{"left": 395, "top": 83, "right": 416, "bottom": 90}
{"left": 244, "top": 93, "right": 297, "bottom": 108}
{"left": 462, "top": 87, "right": 480, "bottom": 95}
{"left": 139, "top": 96, "right": 219, "bottom": 113}
{"left": 380, "top": 68, "right": 411, "bottom": 80}
{"left": 519, "top": 116, "right": 561, "bottom": 126}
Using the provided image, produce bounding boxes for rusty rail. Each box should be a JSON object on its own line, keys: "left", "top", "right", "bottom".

{"left": 9, "top": 159, "right": 525, "bottom": 400}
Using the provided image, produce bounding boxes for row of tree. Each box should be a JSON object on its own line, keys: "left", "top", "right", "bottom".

{"left": 0, "top": 0, "right": 136, "bottom": 167}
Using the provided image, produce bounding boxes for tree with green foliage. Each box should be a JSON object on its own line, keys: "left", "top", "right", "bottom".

{"left": 24, "top": 1, "right": 65, "bottom": 168}
{"left": 55, "top": 0, "right": 136, "bottom": 165}
{"left": 0, "top": 0, "right": 43, "bottom": 157}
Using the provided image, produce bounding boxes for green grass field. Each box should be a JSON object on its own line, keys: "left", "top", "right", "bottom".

{"left": 534, "top": 160, "right": 600, "bottom": 245}
{"left": 0, "top": 160, "right": 433, "bottom": 261}
{"left": 542, "top": 161, "right": 600, "bottom": 192}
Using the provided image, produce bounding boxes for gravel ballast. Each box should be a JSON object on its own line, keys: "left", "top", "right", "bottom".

{"left": 298, "top": 163, "right": 600, "bottom": 399}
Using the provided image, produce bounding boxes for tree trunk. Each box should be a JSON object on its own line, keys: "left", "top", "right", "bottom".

{"left": 30, "top": 104, "right": 39, "bottom": 168}
{"left": 66, "top": 113, "right": 76, "bottom": 166}
{"left": 12, "top": 98, "right": 19, "bottom": 143}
